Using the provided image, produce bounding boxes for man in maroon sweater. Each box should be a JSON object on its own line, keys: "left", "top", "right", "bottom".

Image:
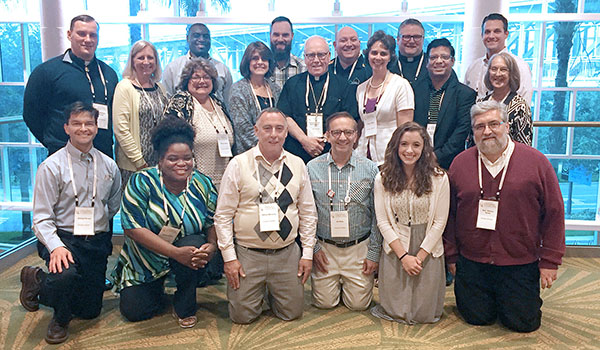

{"left": 444, "top": 100, "right": 565, "bottom": 332}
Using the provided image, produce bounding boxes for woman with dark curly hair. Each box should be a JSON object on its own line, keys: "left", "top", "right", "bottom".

{"left": 163, "top": 57, "right": 234, "bottom": 187}
{"left": 111, "top": 117, "right": 219, "bottom": 328}
{"left": 371, "top": 122, "right": 449, "bottom": 324}
{"left": 356, "top": 30, "right": 414, "bottom": 165}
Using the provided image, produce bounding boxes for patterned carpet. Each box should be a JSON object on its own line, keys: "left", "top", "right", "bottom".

{"left": 1, "top": 249, "right": 599, "bottom": 350}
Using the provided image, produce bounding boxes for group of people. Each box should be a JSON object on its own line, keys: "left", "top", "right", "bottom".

{"left": 17, "top": 12, "right": 564, "bottom": 345}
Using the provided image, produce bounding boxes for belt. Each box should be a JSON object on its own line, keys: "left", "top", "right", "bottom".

{"left": 318, "top": 234, "right": 369, "bottom": 248}
{"left": 244, "top": 244, "right": 291, "bottom": 255}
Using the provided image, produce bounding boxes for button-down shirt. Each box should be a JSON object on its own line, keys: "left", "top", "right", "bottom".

{"left": 480, "top": 138, "right": 515, "bottom": 177}
{"left": 307, "top": 152, "right": 382, "bottom": 262}
{"left": 33, "top": 141, "right": 122, "bottom": 252}
{"left": 269, "top": 54, "right": 306, "bottom": 89}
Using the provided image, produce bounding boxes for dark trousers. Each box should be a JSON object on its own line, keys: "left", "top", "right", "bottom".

{"left": 37, "top": 230, "right": 112, "bottom": 325}
{"left": 119, "top": 235, "right": 209, "bottom": 322}
{"left": 454, "top": 255, "right": 542, "bottom": 332}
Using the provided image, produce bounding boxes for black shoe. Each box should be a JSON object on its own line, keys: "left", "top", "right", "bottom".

{"left": 45, "top": 318, "right": 68, "bottom": 344}
{"left": 445, "top": 269, "right": 454, "bottom": 286}
{"left": 104, "top": 278, "right": 113, "bottom": 291}
{"left": 20, "top": 266, "right": 42, "bottom": 312}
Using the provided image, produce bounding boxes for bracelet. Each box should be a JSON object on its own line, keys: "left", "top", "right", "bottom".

{"left": 399, "top": 252, "right": 408, "bottom": 261}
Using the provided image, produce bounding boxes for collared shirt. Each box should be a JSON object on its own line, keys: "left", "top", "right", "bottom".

{"left": 464, "top": 47, "right": 533, "bottom": 105}
{"left": 480, "top": 138, "right": 515, "bottom": 177}
{"left": 391, "top": 52, "right": 428, "bottom": 84}
{"left": 307, "top": 152, "right": 382, "bottom": 262}
{"left": 162, "top": 51, "right": 233, "bottom": 103}
{"left": 32, "top": 141, "right": 122, "bottom": 252}
{"left": 269, "top": 54, "right": 307, "bottom": 89}
{"left": 214, "top": 146, "right": 317, "bottom": 262}
{"left": 328, "top": 54, "right": 371, "bottom": 85}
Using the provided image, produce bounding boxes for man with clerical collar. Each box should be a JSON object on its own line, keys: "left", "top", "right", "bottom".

{"left": 464, "top": 13, "right": 532, "bottom": 104}
{"left": 390, "top": 18, "right": 428, "bottom": 85}
{"left": 269, "top": 16, "right": 306, "bottom": 89}
{"left": 278, "top": 35, "right": 359, "bottom": 163}
{"left": 23, "top": 14, "right": 118, "bottom": 158}
{"left": 215, "top": 108, "right": 317, "bottom": 324}
{"left": 20, "top": 102, "right": 121, "bottom": 344}
{"left": 412, "top": 38, "right": 476, "bottom": 170}
{"left": 328, "top": 27, "right": 371, "bottom": 85}
{"left": 307, "top": 112, "right": 380, "bottom": 311}
{"left": 444, "top": 100, "right": 565, "bottom": 332}
{"left": 162, "top": 22, "right": 233, "bottom": 103}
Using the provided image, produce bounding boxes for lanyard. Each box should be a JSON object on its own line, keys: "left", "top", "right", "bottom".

{"left": 67, "top": 150, "right": 97, "bottom": 208}
{"left": 134, "top": 78, "right": 163, "bottom": 124}
{"left": 159, "top": 168, "right": 191, "bottom": 229}
{"left": 327, "top": 154, "right": 353, "bottom": 211}
{"left": 249, "top": 80, "right": 273, "bottom": 112}
{"left": 362, "top": 72, "right": 389, "bottom": 113}
{"left": 85, "top": 61, "right": 108, "bottom": 104}
{"left": 478, "top": 152, "right": 509, "bottom": 200}
{"left": 198, "top": 97, "right": 230, "bottom": 135}
{"left": 305, "top": 73, "right": 330, "bottom": 114}
{"left": 398, "top": 54, "right": 424, "bottom": 82}
{"left": 255, "top": 157, "right": 285, "bottom": 203}
{"left": 333, "top": 57, "right": 358, "bottom": 81}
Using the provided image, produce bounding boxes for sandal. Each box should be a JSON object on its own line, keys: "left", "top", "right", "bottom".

{"left": 172, "top": 311, "right": 197, "bottom": 328}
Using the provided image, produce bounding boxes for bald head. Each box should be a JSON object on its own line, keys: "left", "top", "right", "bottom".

{"left": 334, "top": 27, "right": 360, "bottom": 68}
{"left": 304, "top": 36, "right": 330, "bottom": 77}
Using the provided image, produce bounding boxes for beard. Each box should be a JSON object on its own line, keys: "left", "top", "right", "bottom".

{"left": 477, "top": 135, "right": 508, "bottom": 157}
{"left": 271, "top": 41, "right": 292, "bottom": 61}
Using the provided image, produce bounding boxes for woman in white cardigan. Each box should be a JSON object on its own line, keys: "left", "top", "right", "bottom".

{"left": 113, "top": 40, "right": 167, "bottom": 187}
{"left": 372, "top": 122, "right": 449, "bottom": 324}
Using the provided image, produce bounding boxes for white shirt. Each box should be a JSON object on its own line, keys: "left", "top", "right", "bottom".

{"left": 480, "top": 138, "right": 515, "bottom": 177}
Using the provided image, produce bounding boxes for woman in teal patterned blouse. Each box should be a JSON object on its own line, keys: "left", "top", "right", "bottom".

{"left": 112, "top": 117, "right": 218, "bottom": 328}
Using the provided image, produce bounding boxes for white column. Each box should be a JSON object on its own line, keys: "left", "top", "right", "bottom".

{"left": 39, "top": 0, "right": 85, "bottom": 61}
{"left": 462, "top": 0, "right": 506, "bottom": 76}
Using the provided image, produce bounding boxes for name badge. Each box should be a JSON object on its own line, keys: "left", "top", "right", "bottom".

{"left": 74, "top": 207, "right": 95, "bottom": 236}
{"left": 476, "top": 199, "right": 498, "bottom": 230}
{"left": 217, "top": 133, "right": 233, "bottom": 158}
{"left": 158, "top": 225, "right": 180, "bottom": 244}
{"left": 259, "top": 203, "right": 280, "bottom": 232}
{"left": 306, "top": 113, "right": 324, "bottom": 138}
{"left": 364, "top": 113, "right": 377, "bottom": 137}
{"left": 426, "top": 123, "right": 436, "bottom": 146}
{"left": 330, "top": 211, "right": 350, "bottom": 238}
{"left": 93, "top": 103, "right": 109, "bottom": 129}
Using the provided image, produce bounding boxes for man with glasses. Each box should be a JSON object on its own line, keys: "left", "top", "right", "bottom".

{"left": 444, "top": 100, "right": 565, "bottom": 332}
{"left": 329, "top": 27, "right": 371, "bottom": 85}
{"left": 269, "top": 16, "right": 306, "bottom": 89}
{"left": 390, "top": 18, "right": 428, "bottom": 85}
{"left": 162, "top": 23, "right": 232, "bottom": 103}
{"left": 413, "top": 38, "right": 476, "bottom": 170}
{"left": 307, "top": 112, "right": 380, "bottom": 311}
{"left": 464, "top": 13, "right": 533, "bottom": 104}
{"left": 278, "top": 35, "right": 358, "bottom": 163}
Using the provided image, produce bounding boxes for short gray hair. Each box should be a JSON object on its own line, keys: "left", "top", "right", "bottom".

{"left": 470, "top": 100, "right": 508, "bottom": 126}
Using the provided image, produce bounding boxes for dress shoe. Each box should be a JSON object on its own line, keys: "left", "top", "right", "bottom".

{"left": 19, "top": 266, "right": 42, "bottom": 312}
{"left": 45, "top": 318, "right": 69, "bottom": 344}
{"left": 104, "top": 278, "right": 114, "bottom": 291}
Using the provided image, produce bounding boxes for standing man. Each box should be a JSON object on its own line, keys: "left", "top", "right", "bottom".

{"left": 162, "top": 23, "right": 233, "bottom": 102}
{"left": 278, "top": 35, "right": 358, "bottom": 163}
{"left": 464, "top": 13, "right": 533, "bottom": 104}
{"left": 444, "top": 100, "right": 565, "bottom": 332}
{"left": 390, "top": 18, "right": 428, "bottom": 85}
{"left": 23, "top": 14, "right": 118, "bottom": 158}
{"left": 19, "top": 102, "right": 121, "bottom": 344}
{"left": 413, "top": 38, "right": 476, "bottom": 170}
{"left": 329, "top": 27, "right": 371, "bottom": 85}
{"left": 307, "top": 112, "right": 380, "bottom": 311}
{"left": 269, "top": 16, "right": 306, "bottom": 89}
{"left": 215, "top": 108, "right": 317, "bottom": 324}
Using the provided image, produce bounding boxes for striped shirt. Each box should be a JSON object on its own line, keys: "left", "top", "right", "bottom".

{"left": 111, "top": 167, "right": 218, "bottom": 290}
{"left": 307, "top": 152, "right": 382, "bottom": 262}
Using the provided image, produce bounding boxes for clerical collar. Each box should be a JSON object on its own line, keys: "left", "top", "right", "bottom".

{"left": 399, "top": 52, "right": 422, "bottom": 64}
{"left": 310, "top": 73, "right": 327, "bottom": 82}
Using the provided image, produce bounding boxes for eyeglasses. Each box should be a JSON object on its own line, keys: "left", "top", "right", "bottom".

{"left": 489, "top": 66, "right": 509, "bottom": 74}
{"left": 329, "top": 129, "right": 357, "bottom": 138}
{"left": 305, "top": 52, "right": 329, "bottom": 61}
{"left": 472, "top": 121, "right": 505, "bottom": 132}
{"left": 190, "top": 75, "right": 211, "bottom": 83}
{"left": 428, "top": 54, "right": 453, "bottom": 62}
{"left": 401, "top": 34, "right": 423, "bottom": 42}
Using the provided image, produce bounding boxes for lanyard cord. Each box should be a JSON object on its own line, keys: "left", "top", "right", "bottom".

{"left": 250, "top": 79, "right": 273, "bottom": 112}
{"left": 255, "top": 158, "right": 285, "bottom": 203}
{"left": 305, "top": 73, "right": 330, "bottom": 114}
{"left": 67, "top": 150, "right": 97, "bottom": 208}
{"left": 197, "top": 97, "right": 230, "bottom": 135}
{"left": 134, "top": 78, "right": 164, "bottom": 125}
{"left": 333, "top": 57, "right": 358, "bottom": 81}
{"left": 398, "top": 54, "right": 424, "bottom": 82}
{"left": 363, "top": 71, "right": 389, "bottom": 112}
{"left": 159, "top": 168, "right": 191, "bottom": 229}
{"left": 327, "top": 154, "right": 353, "bottom": 211}
{"left": 478, "top": 152, "right": 509, "bottom": 200}
{"left": 85, "top": 61, "right": 108, "bottom": 103}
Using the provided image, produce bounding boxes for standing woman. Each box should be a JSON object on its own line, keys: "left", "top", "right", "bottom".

{"left": 112, "top": 117, "right": 218, "bottom": 327}
{"left": 163, "top": 58, "right": 234, "bottom": 188}
{"left": 479, "top": 52, "right": 532, "bottom": 145}
{"left": 356, "top": 30, "right": 414, "bottom": 166}
{"left": 113, "top": 40, "right": 168, "bottom": 186}
{"left": 228, "top": 41, "right": 281, "bottom": 154}
{"left": 372, "top": 122, "right": 449, "bottom": 324}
